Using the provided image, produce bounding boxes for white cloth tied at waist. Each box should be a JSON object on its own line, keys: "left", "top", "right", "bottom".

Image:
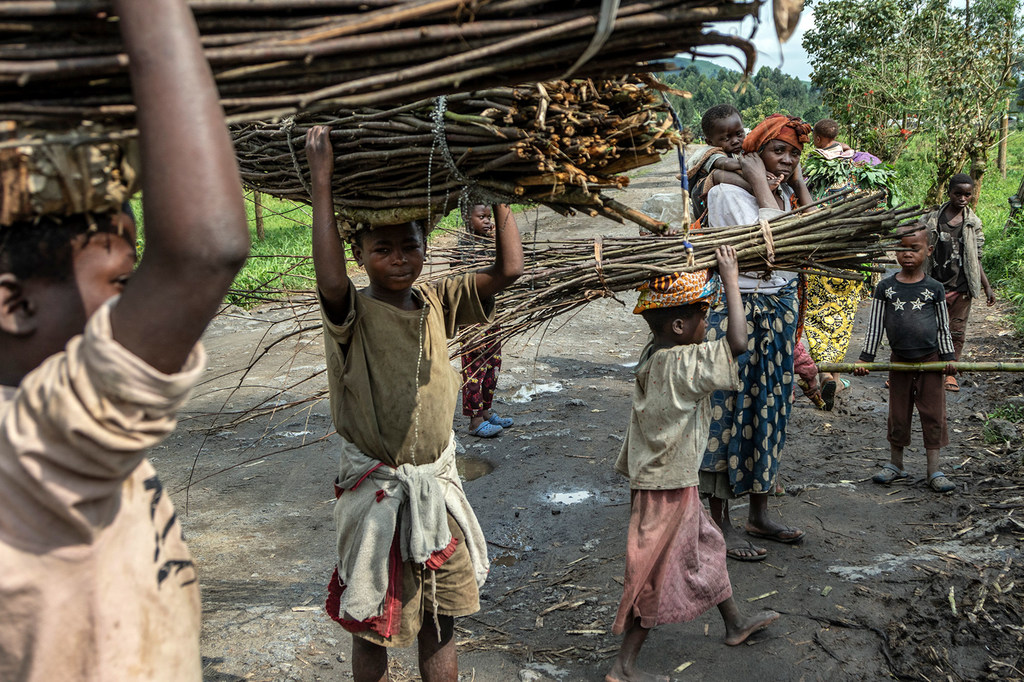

{"left": 333, "top": 432, "right": 489, "bottom": 622}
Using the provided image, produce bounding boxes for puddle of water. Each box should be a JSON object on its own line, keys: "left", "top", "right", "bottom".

{"left": 550, "top": 490, "right": 593, "bottom": 505}
{"left": 507, "top": 382, "right": 563, "bottom": 404}
{"left": 457, "top": 455, "right": 494, "bottom": 482}
{"left": 492, "top": 554, "right": 518, "bottom": 567}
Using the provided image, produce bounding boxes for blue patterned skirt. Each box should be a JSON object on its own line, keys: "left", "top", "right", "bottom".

{"left": 700, "top": 281, "right": 799, "bottom": 496}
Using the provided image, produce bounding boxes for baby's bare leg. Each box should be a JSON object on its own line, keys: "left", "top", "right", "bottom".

{"left": 352, "top": 635, "right": 388, "bottom": 682}
{"left": 606, "top": 618, "right": 668, "bottom": 682}
{"left": 718, "top": 597, "right": 779, "bottom": 646}
{"left": 418, "top": 614, "right": 457, "bottom": 682}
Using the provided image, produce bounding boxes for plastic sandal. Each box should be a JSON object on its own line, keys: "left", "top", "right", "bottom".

{"left": 872, "top": 462, "right": 908, "bottom": 484}
{"left": 469, "top": 421, "right": 503, "bottom": 438}
{"left": 821, "top": 379, "right": 837, "bottom": 411}
{"left": 928, "top": 471, "right": 956, "bottom": 493}
{"left": 945, "top": 376, "right": 960, "bottom": 392}
{"left": 487, "top": 413, "right": 514, "bottom": 428}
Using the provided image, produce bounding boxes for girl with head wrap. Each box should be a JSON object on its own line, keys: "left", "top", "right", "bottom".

{"left": 698, "top": 114, "right": 811, "bottom": 562}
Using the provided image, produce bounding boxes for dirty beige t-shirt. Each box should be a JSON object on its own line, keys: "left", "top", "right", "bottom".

{"left": 0, "top": 299, "right": 205, "bottom": 682}
{"left": 321, "top": 273, "right": 493, "bottom": 467}
{"left": 615, "top": 337, "right": 740, "bottom": 490}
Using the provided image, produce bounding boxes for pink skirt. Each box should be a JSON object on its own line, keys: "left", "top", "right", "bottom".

{"left": 612, "top": 487, "right": 732, "bottom": 634}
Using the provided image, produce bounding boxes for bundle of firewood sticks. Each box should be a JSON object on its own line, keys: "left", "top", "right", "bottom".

{"left": 233, "top": 76, "right": 681, "bottom": 228}
{"left": 0, "top": 0, "right": 757, "bottom": 143}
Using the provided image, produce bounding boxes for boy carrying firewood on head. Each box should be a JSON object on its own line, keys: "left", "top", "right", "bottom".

{"left": 0, "top": 0, "right": 249, "bottom": 679}
{"left": 305, "top": 125, "right": 523, "bottom": 681}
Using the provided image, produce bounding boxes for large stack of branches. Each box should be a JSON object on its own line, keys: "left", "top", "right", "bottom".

{"left": 233, "top": 77, "right": 682, "bottom": 229}
{"left": 0, "top": 0, "right": 758, "bottom": 143}
{"left": 440, "top": 191, "right": 924, "bottom": 350}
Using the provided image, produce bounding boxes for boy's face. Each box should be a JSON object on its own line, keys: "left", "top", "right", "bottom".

{"left": 760, "top": 140, "right": 799, "bottom": 181}
{"left": 467, "top": 205, "right": 493, "bottom": 237}
{"left": 3, "top": 215, "right": 137, "bottom": 378}
{"left": 352, "top": 223, "right": 425, "bottom": 294}
{"left": 706, "top": 114, "right": 745, "bottom": 155}
{"left": 672, "top": 304, "right": 709, "bottom": 345}
{"left": 812, "top": 133, "right": 829, "bottom": 149}
{"left": 948, "top": 182, "right": 973, "bottom": 209}
{"left": 897, "top": 230, "right": 932, "bottom": 272}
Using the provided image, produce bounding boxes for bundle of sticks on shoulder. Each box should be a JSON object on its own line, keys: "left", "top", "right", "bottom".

{"left": 0, "top": 0, "right": 756, "bottom": 140}
{"left": 443, "top": 191, "right": 925, "bottom": 352}
{"left": 233, "top": 76, "right": 682, "bottom": 229}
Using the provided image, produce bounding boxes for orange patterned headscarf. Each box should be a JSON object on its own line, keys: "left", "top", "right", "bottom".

{"left": 742, "top": 114, "right": 812, "bottom": 154}
{"left": 633, "top": 269, "right": 721, "bottom": 314}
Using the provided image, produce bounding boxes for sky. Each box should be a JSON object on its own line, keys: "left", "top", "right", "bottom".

{"left": 704, "top": 3, "right": 816, "bottom": 81}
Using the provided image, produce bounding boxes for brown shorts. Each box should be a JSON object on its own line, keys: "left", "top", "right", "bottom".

{"left": 354, "top": 514, "right": 480, "bottom": 648}
{"left": 887, "top": 352, "right": 948, "bottom": 449}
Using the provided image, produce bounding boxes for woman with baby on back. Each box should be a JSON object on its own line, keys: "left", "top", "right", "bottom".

{"left": 698, "top": 114, "right": 813, "bottom": 563}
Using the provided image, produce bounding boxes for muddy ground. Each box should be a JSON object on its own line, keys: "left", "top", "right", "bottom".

{"left": 157, "top": 157, "right": 1024, "bottom": 681}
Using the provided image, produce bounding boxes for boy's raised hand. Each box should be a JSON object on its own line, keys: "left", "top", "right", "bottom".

{"left": 306, "top": 126, "right": 334, "bottom": 182}
{"left": 715, "top": 245, "right": 739, "bottom": 283}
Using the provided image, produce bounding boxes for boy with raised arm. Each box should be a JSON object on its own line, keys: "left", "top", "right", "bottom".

{"left": 0, "top": 0, "right": 249, "bottom": 678}
{"left": 607, "top": 246, "right": 779, "bottom": 682}
{"left": 305, "top": 126, "right": 523, "bottom": 681}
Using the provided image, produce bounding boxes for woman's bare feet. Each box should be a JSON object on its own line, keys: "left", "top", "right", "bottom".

{"left": 724, "top": 610, "right": 779, "bottom": 646}
{"left": 605, "top": 664, "right": 669, "bottom": 682}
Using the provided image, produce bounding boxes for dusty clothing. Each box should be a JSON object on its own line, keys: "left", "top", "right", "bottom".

{"left": 612, "top": 487, "right": 731, "bottom": 634}
{"left": 615, "top": 338, "right": 740, "bottom": 490}
{"left": 326, "top": 435, "right": 487, "bottom": 646}
{"left": 931, "top": 216, "right": 968, "bottom": 293}
{"left": 860, "top": 275, "right": 955, "bottom": 363}
{"left": 321, "top": 274, "right": 493, "bottom": 467}
{"left": 0, "top": 299, "right": 204, "bottom": 682}
{"left": 945, "top": 291, "right": 972, "bottom": 361}
{"left": 924, "top": 203, "right": 986, "bottom": 301}
{"left": 886, "top": 352, "right": 949, "bottom": 449}
{"left": 319, "top": 274, "right": 493, "bottom": 645}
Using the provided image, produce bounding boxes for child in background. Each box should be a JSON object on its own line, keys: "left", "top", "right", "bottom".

{"left": 812, "top": 118, "right": 880, "bottom": 166}
{"left": 923, "top": 173, "right": 996, "bottom": 391}
{"left": 0, "top": 0, "right": 249, "bottom": 678}
{"left": 306, "top": 126, "right": 523, "bottom": 681}
{"left": 459, "top": 203, "right": 514, "bottom": 437}
{"left": 607, "top": 246, "right": 779, "bottom": 682}
{"left": 855, "top": 228, "right": 957, "bottom": 493}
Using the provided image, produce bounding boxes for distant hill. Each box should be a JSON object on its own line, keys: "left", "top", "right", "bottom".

{"left": 657, "top": 56, "right": 728, "bottom": 77}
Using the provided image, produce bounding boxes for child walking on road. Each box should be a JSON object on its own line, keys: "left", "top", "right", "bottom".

{"left": 923, "top": 173, "right": 996, "bottom": 391}
{"left": 459, "top": 203, "right": 514, "bottom": 438}
{"left": 0, "top": 0, "right": 249, "bottom": 678}
{"left": 306, "top": 126, "right": 523, "bottom": 681}
{"left": 855, "top": 228, "right": 958, "bottom": 493}
{"left": 607, "top": 246, "right": 779, "bottom": 682}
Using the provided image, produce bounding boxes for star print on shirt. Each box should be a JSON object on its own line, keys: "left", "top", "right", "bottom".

{"left": 885, "top": 287, "right": 896, "bottom": 298}
{"left": 892, "top": 298, "right": 906, "bottom": 311}
{"left": 920, "top": 288, "right": 934, "bottom": 301}
{"left": 911, "top": 298, "right": 926, "bottom": 310}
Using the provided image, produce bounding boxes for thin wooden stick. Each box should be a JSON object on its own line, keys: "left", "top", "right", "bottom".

{"left": 818, "top": 362, "right": 1024, "bottom": 373}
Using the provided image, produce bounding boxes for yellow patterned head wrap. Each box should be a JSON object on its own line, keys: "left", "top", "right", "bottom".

{"left": 633, "top": 269, "right": 721, "bottom": 314}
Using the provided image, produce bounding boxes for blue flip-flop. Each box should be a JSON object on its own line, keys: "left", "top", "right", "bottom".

{"left": 488, "top": 413, "right": 514, "bottom": 428}
{"left": 470, "top": 421, "right": 502, "bottom": 438}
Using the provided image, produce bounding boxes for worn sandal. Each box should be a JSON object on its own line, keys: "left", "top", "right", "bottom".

{"left": 821, "top": 379, "right": 837, "bottom": 411}
{"left": 469, "top": 421, "right": 503, "bottom": 438}
{"left": 872, "top": 462, "right": 909, "bottom": 484}
{"left": 928, "top": 471, "right": 956, "bottom": 493}
{"left": 945, "top": 376, "right": 960, "bottom": 392}
{"left": 487, "top": 413, "right": 514, "bottom": 428}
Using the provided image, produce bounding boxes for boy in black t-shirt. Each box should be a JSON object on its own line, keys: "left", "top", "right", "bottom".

{"left": 855, "top": 228, "right": 957, "bottom": 493}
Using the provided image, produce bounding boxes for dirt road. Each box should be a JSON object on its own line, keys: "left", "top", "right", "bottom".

{"left": 159, "top": 157, "right": 1024, "bottom": 681}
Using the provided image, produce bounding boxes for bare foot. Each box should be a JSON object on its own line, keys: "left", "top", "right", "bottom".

{"left": 724, "top": 610, "right": 779, "bottom": 646}
{"left": 606, "top": 667, "right": 669, "bottom": 682}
